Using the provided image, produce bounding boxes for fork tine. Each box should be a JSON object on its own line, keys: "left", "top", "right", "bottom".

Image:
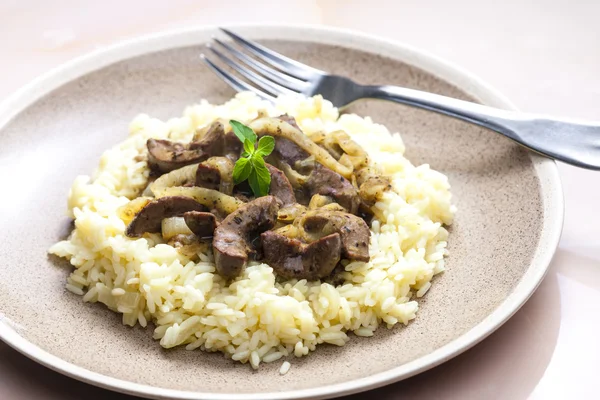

{"left": 220, "top": 28, "right": 324, "bottom": 81}
{"left": 207, "top": 45, "right": 296, "bottom": 97}
{"left": 213, "top": 38, "right": 308, "bottom": 93}
{"left": 200, "top": 54, "right": 275, "bottom": 102}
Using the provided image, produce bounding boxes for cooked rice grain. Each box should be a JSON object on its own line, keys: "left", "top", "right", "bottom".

{"left": 49, "top": 92, "right": 455, "bottom": 368}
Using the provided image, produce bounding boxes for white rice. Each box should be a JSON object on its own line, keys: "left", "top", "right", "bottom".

{"left": 49, "top": 92, "right": 456, "bottom": 368}
{"left": 280, "top": 361, "right": 291, "bottom": 375}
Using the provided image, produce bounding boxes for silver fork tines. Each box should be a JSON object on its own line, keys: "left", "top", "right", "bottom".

{"left": 207, "top": 44, "right": 296, "bottom": 97}
{"left": 212, "top": 37, "right": 308, "bottom": 92}
{"left": 200, "top": 54, "right": 276, "bottom": 102}
{"left": 200, "top": 28, "right": 325, "bottom": 102}
{"left": 219, "top": 28, "right": 324, "bottom": 81}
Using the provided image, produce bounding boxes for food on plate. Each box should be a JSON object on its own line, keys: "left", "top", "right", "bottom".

{"left": 49, "top": 93, "right": 455, "bottom": 370}
{"left": 213, "top": 195, "right": 280, "bottom": 278}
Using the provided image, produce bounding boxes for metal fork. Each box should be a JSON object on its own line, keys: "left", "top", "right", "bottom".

{"left": 201, "top": 28, "right": 600, "bottom": 170}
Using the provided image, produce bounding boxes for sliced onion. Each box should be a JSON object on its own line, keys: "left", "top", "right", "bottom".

{"left": 117, "top": 197, "right": 152, "bottom": 225}
{"left": 162, "top": 217, "right": 193, "bottom": 241}
{"left": 307, "top": 131, "right": 328, "bottom": 144}
{"left": 154, "top": 186, "right": 243, "bottom": 215}
{"left": 141, "top": 183, "right": 154, "bottom": 197}
{"left": 273, "top": 224, "right": 300, "bottom": 239}
{"left": 277, "top": 203, "right": 307, "bottom": 223}
{"left": 201, "top": 157, "right": 234, "bottom": 195}
{"left": 150, "top": 164, "right": 198, "bottom": 195}
{"left": 328, "top": 130, "right": 369, "bottom": 170}
{"left": 308, "top": 194, "right": 334, "bottom": 210}
{"left": 249, "top": 118, "right": 354, "bottom": 178}
{"left": 274, "top": 160, "right": 308, "bottom": 189}
{"left": 177, "top": 242, "right": 211, "bottom": 259}
{"left": 319, "top": 203, "right": 347, "bottom": 212}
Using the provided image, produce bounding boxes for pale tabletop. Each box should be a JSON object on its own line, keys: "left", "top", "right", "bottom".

{"left": 1, "top": 1, "right": 599, "bottom": 399}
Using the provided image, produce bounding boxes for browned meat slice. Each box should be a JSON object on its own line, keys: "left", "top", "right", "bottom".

{"left": 261, "top": 231, "right": 341, "bottom": 280}
{"left": 305, "top": 164, "right": 360, "bottom": 214}
{"left": 298, "top": 210, "right": 370, "bottom": 261}
{"left": 183, "top": 211, "right": 218, "bottom": 239}
{"left": 190, "top": 121, "right": 243, "bottom": 161}
{"left": 266, "top": 163, "right": 295, "bottom": 205}
{"left": 195, "top": 163, "right": 219, "bottom": 190}
{"left": 126, "top": 196, "right": 206, "bottom": 237}
{"left": 148, "top": 122, "right": 243, "bottom": 174}
{"left": 223, "top": 131, "right": 244, "bottom": 160}
{"left": 195, "top": 157, "right": 235, "bottom": 195}
{"left": 147, "top": 139, "right": 207, "bottom": 174}
{"left": 272, "top": 137, "right": 309, "bottom": 166}
{"left": 263, "top": 116, "right": 308, "bottom": 166}
{"left": 212, "top": 196, "right": 280, "bottom": 278}
{"left": 189, "top": 121, "right": 225, "bottom": 154}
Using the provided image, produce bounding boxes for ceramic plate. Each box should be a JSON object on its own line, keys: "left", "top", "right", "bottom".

{"left": 0, "top": 25, "right": 563, "bottom": 399}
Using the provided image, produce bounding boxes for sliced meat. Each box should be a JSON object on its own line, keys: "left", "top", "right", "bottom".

{"left": 232, "top": 182, "right": 252, "bottom": 203}
{"left": 148, "top": 122, "right": 244, "bottom": 174}
{"left": 305, "top": 164, "right": 360, "bottom": 214}
{"left": 271, "top": 137, "right": 309, "bottom": 166}
{"left": 154, "top": 186, "right": 243, "bottom": 217}
{"left": 147, "top": 139, "right": 206, "bottom": 173}
{"left": 297, "top": 210, "right": 370, "bottom": 261}
{"left": 268, "top": 116, "right": 308, "bottom": 166}
{"left": 212, "top": 196, "right": 280, "bottom": 278}
{"left": 183, "top": 211, "right": 218, "bottom": 239}
{"left": 190, "top": 121, "right": 225, "bottom": 154}
{"left": 190, "top": 121, "right": 243, "bottom": 161}
{"left": 223, "top": 129, "right": 244, "bottom": 161}
{"left": 254, "top": 116, "right": 308, "bottom": 167}
{"left": 195, "top": 157, "right": 235, "bottom": 195}
{"left": 195, "top": 163, "right": 220, "bottom": 190}
{"left": 266, "top": 163, "right": 295, "bottom": 205}
{"left": 261, "top": 231, "right": 341, "bottom": 280}
{"left": 126, "top": 196, "right": 206, "bottom": 237}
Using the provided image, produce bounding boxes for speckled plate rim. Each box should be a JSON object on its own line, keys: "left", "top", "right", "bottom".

{"left": 0, "top": 24, "right": 564, "bottom": 400}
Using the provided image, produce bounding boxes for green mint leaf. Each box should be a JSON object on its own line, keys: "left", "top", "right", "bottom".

{"left": 253, "top": 161, "right": 271, "bottom": 197}
{"left": 232, "top": 157, "right": 252, "bottom": 184}
{"left": 243, "top": 139, "right": 255, "bottom": 155}
{"left": 227, "top": 120, "right": 273, "bottom": 197}
{"left": 255, "top": 135, "right": 275, "bottom": 157}
{"left": 247, "top": 169, "right": 262, "bottom": 197}
{"left": 229, "top": 120, "right": 257, "bottom": 144}
{"left": 250, "top": 154, "right": 266, "bottom": 168}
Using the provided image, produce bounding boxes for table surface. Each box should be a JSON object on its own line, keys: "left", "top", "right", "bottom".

{"left": 1, "top": 1, "right": 599, "bottom": 399}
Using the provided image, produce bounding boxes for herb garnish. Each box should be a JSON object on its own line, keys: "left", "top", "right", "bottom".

{"left": 230, "top": 120, "right": 275, "bottom": 197}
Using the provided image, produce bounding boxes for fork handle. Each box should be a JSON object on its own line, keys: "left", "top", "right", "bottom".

{"left": 364, "top": 85, "right": 600, "bottom": 170}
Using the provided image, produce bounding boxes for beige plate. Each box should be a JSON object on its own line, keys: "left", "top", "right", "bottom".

{"left": 0, "top": 25, "right": 563, "bottom": 399}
